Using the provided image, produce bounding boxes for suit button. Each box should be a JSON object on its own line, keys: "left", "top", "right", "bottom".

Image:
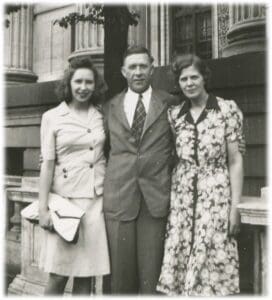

{"left": 63, "top": 168, "right": 67, "bottom": 173}
{"left": 89, "top": 164, "right": 93, "bottom": 168}
{"left": 87, "top": 129, "right": 91, "bottom": 133}
{"left": 64, "top": 175, "right": 67, "bottom": 178}
{"left": 89, "top": 147, "right": 93, "bottom": 151}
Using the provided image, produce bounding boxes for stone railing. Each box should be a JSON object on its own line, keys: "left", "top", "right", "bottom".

{"left": 5, "top": 175, "right": 24, "bottom": 286}
{"left": 237, "top": 187, "right": 268, "bottom": 295}
{"left": 5, "top": 176, "right": 103, "bottom": 295}
{"left": 6, "top": 175, "right": 268, "bottom": 295}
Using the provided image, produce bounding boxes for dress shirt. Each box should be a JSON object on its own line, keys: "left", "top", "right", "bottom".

{"left": 123, "top": 86, "right": 152, "bottom": 127}
{"left": 40, "top": 101, "right": 106, "bottom": 198}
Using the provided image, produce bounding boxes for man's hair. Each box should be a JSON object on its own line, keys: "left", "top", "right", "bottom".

{"left": 122, "top": 45, "right": 154, "bottom": 64}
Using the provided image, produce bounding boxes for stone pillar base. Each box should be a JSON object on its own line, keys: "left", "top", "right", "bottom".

{"left": 222, "top": 17, "right": 266, "bottom": 57}
{"left": 8, "top": 274, "right": 102, "bottom": 295}
{"left": 8, "top": 274, "right": 76, "bottom": 295}
{"left": 8, "top": 274, "right": 45, "bottom": 295}
{"left": 5, "top": 68, "right": 38, "bottom": 86}
{"left": 222, "top": 37, "right": 265, "bottom": 57}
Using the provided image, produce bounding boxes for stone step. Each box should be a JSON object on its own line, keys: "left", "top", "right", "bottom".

{"left": 21, "top": 176, "right": 39, "bottom": 191}
{"left": 5, "top": 175, "right": 22, "bottom": 187}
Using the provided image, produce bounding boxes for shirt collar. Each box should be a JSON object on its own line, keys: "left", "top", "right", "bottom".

{"left": 56, "top": 101, "right": 96, "bottom": 118}
{"left": 178, "top": 93, "right": 220, "bottom": 118}
{"left": 127, "top": 86, "right": 152, "bottom": 99}
{"left": 57, "top": 101, "right": 70, "bottom": 116}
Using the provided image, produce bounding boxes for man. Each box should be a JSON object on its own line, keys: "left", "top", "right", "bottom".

{"left": 103, "top": 45, "right": 178, "bottom": 294}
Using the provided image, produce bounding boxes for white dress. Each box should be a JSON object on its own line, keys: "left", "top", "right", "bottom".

{"left": 38, "top": 101, "right": 110, "bottom": 277}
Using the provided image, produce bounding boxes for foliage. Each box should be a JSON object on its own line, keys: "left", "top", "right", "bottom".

{"left": 5, "top": 4, "right": 27, "bottom": 27}
{"left": 53, "top": 4, "right": 139, "bottom": 29}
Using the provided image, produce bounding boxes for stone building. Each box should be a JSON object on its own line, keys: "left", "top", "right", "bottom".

{"left": 4, "top": 3, "right": 267, "bottom": 296}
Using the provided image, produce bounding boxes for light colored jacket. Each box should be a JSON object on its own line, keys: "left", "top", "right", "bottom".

{"left": 41, "top": 101, "right": 106, "bottom": 198}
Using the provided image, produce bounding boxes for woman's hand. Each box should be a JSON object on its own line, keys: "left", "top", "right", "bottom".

{"left": 39, "top": 208, "right": 54, "bottom": 231}
{"left": 39, "top": 159, "right": 55, "bottom": 231}
{"left": 229, "top": 206, "right": 240, "bottom": 237}
{"left": 227, "top": 139, "right": 243, "bottom": 238}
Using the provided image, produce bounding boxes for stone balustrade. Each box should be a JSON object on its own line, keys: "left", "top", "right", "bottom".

{"left": 5, "top": 175, "right": 268, "bottom": 295}
{"left": 5, "top": 175, "right": 22, "bottom": 232}
{"left": 237, "top": 187, "right": 268, "bottom": 295}
{"left": 5, "top": 175, "right": 24, "bottom": 286}
{"left": 6, "top": 176, "right": 103, "bottom": 295}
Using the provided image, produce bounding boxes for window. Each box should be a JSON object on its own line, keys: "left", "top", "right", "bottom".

{"left": 172, "top": 5, "right": 212, "bottom": 59}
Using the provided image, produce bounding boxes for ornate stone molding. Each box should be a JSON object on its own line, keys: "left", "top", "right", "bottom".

{"left": 217, "top": 4, "right": 230, "bottom": 58}
{"left": 223, "top": 4, "right": 266, "bottom": 57}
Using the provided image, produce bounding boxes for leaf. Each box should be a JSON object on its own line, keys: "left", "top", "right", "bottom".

{"left": 53, "top": 5, "right": 139, "bottom": 28}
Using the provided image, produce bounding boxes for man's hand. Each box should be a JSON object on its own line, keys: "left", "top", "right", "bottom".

{"left": 39, "top": 154, "right": 43, "bottom": 168}
{"left": 238, "top": 135, "right": 246, "bottom": 155}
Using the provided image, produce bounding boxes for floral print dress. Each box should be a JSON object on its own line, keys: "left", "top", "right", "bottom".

{"left": 157, "top": 94, "right": 243, "bottom": 296}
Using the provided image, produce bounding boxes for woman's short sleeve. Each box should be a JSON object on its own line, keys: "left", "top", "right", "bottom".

{"left": 167, "top": 105, "right": 180, "bottom": 136}
{"left": 225, "top": 100, "right": 244, "bottom": 143}
{"left": 40, "top": 112, "right": 56, "bottom": 160}
{"left": 167, "top": 106, "right": 174, "bottom": 127}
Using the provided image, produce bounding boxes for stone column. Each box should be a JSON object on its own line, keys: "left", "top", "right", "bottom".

{"left": 4, "top": 5, "right": 38, "bottom": 85}
{"left": 148, "top": 4, "right": 170, "bottom": 66}
{"left": 127, "top": 5, "right": 148, "bottom": 48}
{"left": 222, "top": 4, "right": 266, "bottom": 57}
{"left": 159, "top": 4, "right": 170, "bottom": 66}
{"left": 68, "top": 4, "right": 104, "bottom": 75}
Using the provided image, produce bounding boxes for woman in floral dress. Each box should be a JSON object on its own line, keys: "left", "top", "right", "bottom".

{"left": 157, "top": 54, "right": 244, "bottom": 296}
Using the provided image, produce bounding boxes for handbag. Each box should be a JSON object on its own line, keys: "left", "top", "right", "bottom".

{"left": 21, "top": 193, "right": 85, "bottom": 243}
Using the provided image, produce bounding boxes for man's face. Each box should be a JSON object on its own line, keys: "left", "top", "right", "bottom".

{"left": 121, "top": 53, "right": 154, "bottom": 93}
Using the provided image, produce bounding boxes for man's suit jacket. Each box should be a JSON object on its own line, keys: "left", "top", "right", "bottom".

{"left": 103, "top": 88, "right": 178, "bottom": 221}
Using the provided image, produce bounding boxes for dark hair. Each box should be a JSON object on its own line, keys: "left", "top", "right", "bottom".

{"left": 171, "top": 53, "right": 211, "bottom": 91}
{"left": 55, "top": 57, "right": 107, "bottom": 105}
{"left": 122, "top": 45, "right": 154, "bottom": 64}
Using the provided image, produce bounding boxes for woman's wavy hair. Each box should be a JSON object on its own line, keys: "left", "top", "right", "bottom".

{"left": 55, "top": 57, "right": 107, "bottom": 105}
{"left": 171, "top": 53, "right": 211, "bottom": 91}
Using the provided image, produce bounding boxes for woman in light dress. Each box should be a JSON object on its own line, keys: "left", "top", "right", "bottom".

{"left": 39, "top": 57, "right": 110, "bottom": 295}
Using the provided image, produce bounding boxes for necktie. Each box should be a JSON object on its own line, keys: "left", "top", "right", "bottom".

{"left": 131, "top": 94, "right": 146, "bottom": 145}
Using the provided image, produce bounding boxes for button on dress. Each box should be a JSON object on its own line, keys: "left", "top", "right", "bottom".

{"left": 39, "top": 101, "right": 110, "bottom": 277}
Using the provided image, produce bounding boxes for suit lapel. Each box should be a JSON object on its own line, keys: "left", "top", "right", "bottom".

{"left": 142, "top": 90, "right": 167, "bottom": 134}
{"left": 112, "top": 91, "right": 131, "bottom": 132}
{"left": 111, "top": 89, "right": 167, "bottom": 145}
